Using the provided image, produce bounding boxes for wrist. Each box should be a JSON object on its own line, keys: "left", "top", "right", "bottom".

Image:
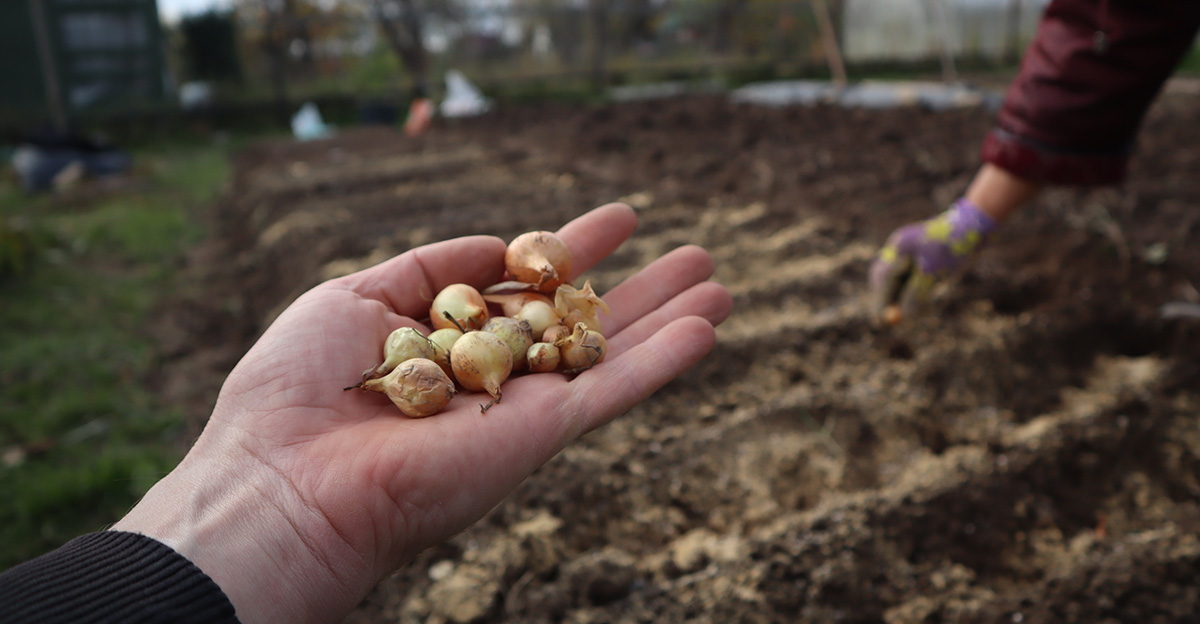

{"left": 948, "top": 198, "right": 997, "bottom": 239}
{"left": 111, "top": 432, "right": 359, "bottom": 624}
{"left": 964, "top": 162, "right": 1041, "bottom": 223}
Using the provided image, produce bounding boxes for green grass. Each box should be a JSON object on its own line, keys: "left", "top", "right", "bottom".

{"left": 0, "top": 143, "right": 228, "bottom": 569}
{"left": 1177, "top": 45, "right": 1200, "bottom": 75}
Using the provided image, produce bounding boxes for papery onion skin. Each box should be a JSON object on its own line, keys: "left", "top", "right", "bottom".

{"left": 431, "top": 284, "right": 489, "bottom": 331}
{"left": 505, "top": 231, "right": 573, "bottom": 292}
{"left": 527, "top": 342, "right": 560, "bottom": 373}
{"left": 562, "top": 309, "right": 602, "bottom": 333}
{"left": 483, "top": 316, "right": 534, "bottom": 371}
{"left": 363, "top": 358, "right": 456, "bottom": 418}
{"left": 542, "top": 324, "right": 570, "bottom": 344}
{"left": 483, "top": 292, "right": 554, "bottom": 317}
{"left": 558, "top": 322, "right": 607, "bottom": 372}
{"left": 555, "top": 281, "right": 609, "bottom": 333}
{"left": 451, "top": 330, "right": 513, "bottom": 408}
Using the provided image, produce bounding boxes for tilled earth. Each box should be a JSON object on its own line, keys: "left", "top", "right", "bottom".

{"left": 159, "top": 92, "right": 1200, "bottom": 623}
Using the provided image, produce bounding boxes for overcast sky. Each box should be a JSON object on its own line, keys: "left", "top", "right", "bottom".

{"left": 158, "top": 0, "right": 231, "bottom": 23}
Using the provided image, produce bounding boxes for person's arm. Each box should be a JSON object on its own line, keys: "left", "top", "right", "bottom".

{"left": 84, "top": 203, "right": 728, "bottom": 624}
{"left": 870, "top": 0, "right": 1200, "bottom": 320}
{"left": 982, "top": 0, "right": 1200, "bottom": 187}
{"left": 0, "top": 532, "right": 238, "bottom": 624}
{"left": 963, "top": 162, "right": 1043, "bottom": 224}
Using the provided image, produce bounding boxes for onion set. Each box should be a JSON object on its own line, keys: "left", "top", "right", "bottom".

{"left": 451, "top": 330, "right": 513, "bottom": 412}
{"left": 505, "top": 231, "right": 573, "bottom": 292}
{"left": 347, "top": 227, "right": 613, "bottom": 417}
{"left": 362, "top": 358, "right": 456, "bottom": 417}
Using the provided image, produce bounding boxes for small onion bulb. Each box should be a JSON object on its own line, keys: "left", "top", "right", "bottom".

{"left": 482, "top": 316, "right": 534, "bottom": 371}
{"left": 451, "top": 330, "right": 513, "bottom": 412}
{"left": 542, "top": 324, "right": 570, "bottom": 344}
{"left": 483, "top": 292, "right": 554, "bottom": 317}
{"left": 427, "top": 327, "right": 463, "bottom": 378}
{"left": 362, "top": 327, "right": 436, "bottom": 383}
{"left": 882, "top": 304, "right": 904, "bottom": 327}
{"left": 515, "top": 300, "right": 561, "bottom": 339}
{"left": 557, "top": 322, "right": 607, "bottom": 372}
{"left": 431, "top": 284, "right": 489, "bottom": 331}
{"left": 526, "top": 342, "right": 560, "bottom": 373}
{"left": 362, "top": 358, "right": 456, "bottom": 418}
{"left": 505, "top": 231, "right": 573, "bottom": 292}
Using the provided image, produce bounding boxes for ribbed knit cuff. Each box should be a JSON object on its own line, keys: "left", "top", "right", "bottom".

{"left": 0, "top": 531, "right": 239, "bottom": 624}
{"left": 981, "top": 128, "right": 1129, "bottom": 186}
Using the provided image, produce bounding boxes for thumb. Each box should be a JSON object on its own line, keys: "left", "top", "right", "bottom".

{"left": 869, "top": 246, "right": 913, "bottom": 314}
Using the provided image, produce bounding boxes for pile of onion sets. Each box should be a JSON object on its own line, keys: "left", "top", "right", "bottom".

{"left": 351, "top": 230, "right": 609, "bottom": 417}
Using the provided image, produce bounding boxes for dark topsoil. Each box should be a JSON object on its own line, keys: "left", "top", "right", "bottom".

{"left": 156, "top": 92, "right": 1200, "bottom": 623}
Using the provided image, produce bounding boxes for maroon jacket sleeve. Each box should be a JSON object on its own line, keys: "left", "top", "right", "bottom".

{"left": 982, "top": 0, "right": 1200, "bottom": 185}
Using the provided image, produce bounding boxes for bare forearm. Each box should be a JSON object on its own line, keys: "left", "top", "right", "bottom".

{"left": 964, "top": 163, "right": 1042, "bottom": 223}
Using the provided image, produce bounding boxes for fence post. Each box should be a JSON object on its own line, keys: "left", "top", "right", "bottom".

{"left": 1004, "top": 0, "right": 1022, "bottom": 65}
{"left": 930, "top": 0, "right": 958, "bottom": 82}
{"left": 28, "top": 0, "right": 67, "bottom": 132}
{"left": 812, "top": 0, "right": 847, "bottom": 85}
{"left": 588, "top": 0, "right": 609, "bottom": 91}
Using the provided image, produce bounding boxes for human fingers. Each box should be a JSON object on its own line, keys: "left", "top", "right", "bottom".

{"left": 599, "top": 245, "right": 717, "bottom": 335}
{"left": 337, "top": 235, "right": 507, "bottom": 318}
{"left": 606, "top": 281, "right": 731, "bottom": 357}
{"left": 565, "top": 316, "right": 717, "bottom": 437}
{"left": 868, "top": 249, "right": 913, "bottom": 314}
{"left": 555, "top": 203, "right": 638, "bottom": 277}
{"left": 335, "top": 202, "right": 636, "bottom": 318}
{"left": 425, "top": 314, "right": 720, "bottom": 474}
{"left": 369, "top": 317, "right": 715, "bottom": 558}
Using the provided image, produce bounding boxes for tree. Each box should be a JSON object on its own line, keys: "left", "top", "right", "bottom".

{"left": 179, "top": 9, "right": 244, "bottom": 83}
{"left": 370, "top": 0, "right": 432, "bottom": 98}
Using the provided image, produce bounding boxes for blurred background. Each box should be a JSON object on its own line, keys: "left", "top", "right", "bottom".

{"left": 5, "top": 1, "right": 1200, "bottom": 622}
{"left": 2, "top": 0, "right": 1057, "bottom": 137}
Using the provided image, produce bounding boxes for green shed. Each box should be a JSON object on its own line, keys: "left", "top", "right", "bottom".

{"left": 0, "top": 0, "right": 167, "bottom": 128}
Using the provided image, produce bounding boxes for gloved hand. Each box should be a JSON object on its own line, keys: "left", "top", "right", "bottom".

{"left": 869, "top": 198, "right": 996, "bottom": 322}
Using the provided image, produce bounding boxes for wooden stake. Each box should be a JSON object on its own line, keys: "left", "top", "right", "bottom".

{"left": 812, "top": 0, "right": 847, "bottom": 86}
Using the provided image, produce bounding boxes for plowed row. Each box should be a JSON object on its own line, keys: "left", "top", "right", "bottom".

{"left": 161, "top": 93, "right": 1200, "bottom": 623}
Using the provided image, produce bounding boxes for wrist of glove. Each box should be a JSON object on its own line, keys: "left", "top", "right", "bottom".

{"left": 869, "top": 198, "right": 996, "bottom": 319}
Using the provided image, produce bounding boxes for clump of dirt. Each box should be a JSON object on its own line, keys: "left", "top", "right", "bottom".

{"left": 157, "top": 92, "right": 1200, "bottom": 622}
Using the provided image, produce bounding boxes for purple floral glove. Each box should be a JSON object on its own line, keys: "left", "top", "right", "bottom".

{"left": 869, "top": 198, "right": 996, "bottom": 319}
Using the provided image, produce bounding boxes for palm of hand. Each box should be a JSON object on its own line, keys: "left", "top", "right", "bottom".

{"left": 199, "top": 205, "right": 732, "bottom": 614}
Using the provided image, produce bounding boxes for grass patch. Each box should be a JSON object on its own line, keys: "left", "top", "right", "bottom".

{"left": 1177, "top": 45, "right": 1200, "bottom": 75}
{"left": 0, "top": 143, "right": 228, "bottom": 569}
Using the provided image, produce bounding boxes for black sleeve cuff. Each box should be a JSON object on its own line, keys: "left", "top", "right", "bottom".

{"left": 0, "top": 531, "right": 239, "bottom": 624}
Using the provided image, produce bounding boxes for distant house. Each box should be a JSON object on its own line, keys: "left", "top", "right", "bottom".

{"left": 0, "top": 0, "right": 166, "bottom": 127}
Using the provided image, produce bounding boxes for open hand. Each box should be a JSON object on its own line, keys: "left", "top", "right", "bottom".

{"left": 113, "top": 203, "right": 732, "bottom": 624}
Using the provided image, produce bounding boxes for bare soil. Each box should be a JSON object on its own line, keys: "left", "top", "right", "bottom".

{"left": 158, "top": 93, "right": 1200, "bottom": 624}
